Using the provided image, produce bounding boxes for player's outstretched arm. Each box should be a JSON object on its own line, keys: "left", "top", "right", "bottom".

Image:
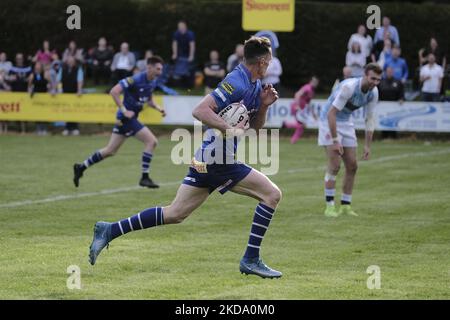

{"left": 147, "top": 98, "right": 166, "bottom": 116}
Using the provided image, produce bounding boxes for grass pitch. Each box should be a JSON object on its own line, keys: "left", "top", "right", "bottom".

{"left": 0, "top": 133, "right": 449, "bottom": 299}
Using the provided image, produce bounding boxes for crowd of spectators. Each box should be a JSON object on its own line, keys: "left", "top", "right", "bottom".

{"left": 0, "top": 16, "right": 448, "bottom": 136}
{"left": 342, "top": 16, "right": 447, "bottom": 138}
{"left": 0, "top": 20, "right": 288, "bottom": 135}
{"left": 344, "top": 16, "right": 447, "bottom": 104}
{"left": 289, "top": 15, "right": 447, "bottom": 141}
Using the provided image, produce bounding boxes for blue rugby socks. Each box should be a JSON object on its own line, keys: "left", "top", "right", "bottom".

{"left": 110, "top": 207, "right": 164, "bottom": 240}
{"left": 243, "top": 203, "right": 275, "bottom": 259}
{"left": 81, "top": 151, "right": 103, "bottom": 170}
{"left": 141, "top": 152, "right": 152, "bottom": 177}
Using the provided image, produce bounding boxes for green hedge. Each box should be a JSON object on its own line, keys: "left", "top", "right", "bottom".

{"left": 1, "top": 0, "right": 448, "bottom": 91}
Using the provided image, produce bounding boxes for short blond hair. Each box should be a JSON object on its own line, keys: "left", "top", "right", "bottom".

{"left": 364, "top": 62, "right": 383, "bottom": 75}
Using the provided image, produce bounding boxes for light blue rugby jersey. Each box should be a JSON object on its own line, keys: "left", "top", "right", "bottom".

{"left": 194, "top": 64, "right": 262, "bottom": 165}
{"left": 319, "top": 77, "right": 378, "bottom": 123}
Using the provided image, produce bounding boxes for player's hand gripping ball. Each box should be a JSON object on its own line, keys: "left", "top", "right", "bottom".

{"left": 218, "top": 102, "right": 250, "bottom": 130}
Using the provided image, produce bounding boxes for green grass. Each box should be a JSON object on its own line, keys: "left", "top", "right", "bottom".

{"left": 0, "top": 134, "right": 450, "bottom": 299}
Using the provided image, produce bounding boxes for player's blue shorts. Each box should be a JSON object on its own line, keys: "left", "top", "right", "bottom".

{"left": 182, "top": 161, "right": 253, "bottom": 194}
{"left": 112, "top": 118, "right": 144, "bottom": 137}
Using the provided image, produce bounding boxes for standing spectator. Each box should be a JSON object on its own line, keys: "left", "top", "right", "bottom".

{"left": 227, "top": 44, "right": 244, "bottom": 72}
{"left": 111, "top": 42, "right": 135, "bottom": 83}
{"left": 379, "top": 66, "right": 404, "bottom": 139}
{"left": 49, "top": 55, "right": 62, "bottom": 95}
{"left": 8, "top": 53, "right": 31, "bottom": 133}
{"left": 58, "top": 56, "right": 84, "bottom": 135}
{"left": 28, "top": 62, "right": 50, "bottom": 95}
{"left": 374, "top": 16, "right": 400, "bottom": 46}
{"left": 32, "top": 40, "right": 55, "bottom": 68}
{"left": 0, "top": 52, "right": 12, "bottom": 74}
{"left": 136, "top": 50, "right": 153, "bottom": 73}
{"left": 346, "top": 42, "right": 366, "bottom": 77}
{"left": 8, "top": 53, "right": 32, "bottom": 92}
{"left": 91, "top": 37, "right": 114, "bottom": 85}
{"left": 170, "top": 21, "right": 196, "bottom": 88}
{"left": 0, "top": 70, "right": 11, "bottom": 91}
{"left": 418, "top": 37, "right": 447, "bottom": 70}
{"left": 283, "top": 76, "right": 319, "bottom": 144}
{"left": 28, "top": 62, "right": 50, "bottom": 135}
{"left": 261, "top": 56, "right": 282, "bottom": 92}
{"left": 203, "top": 50, "right": 225, "bottom": 94}
{"left": 420, "top": 53, "right": 444, "bottom": 102}
{"left": 0, "top": 69, "right": 11, "bottom": 134}
{"left": 347, "top": 25, "right": 372, "bottom": 60}
{"left": 63, "top": 40, "right": 84, "bottom": 64}
{"left": 384, "top": 45, "right": 408, "bottom": 83}
{"left": 171, "top": 20, "right": 195, "bottom": 63}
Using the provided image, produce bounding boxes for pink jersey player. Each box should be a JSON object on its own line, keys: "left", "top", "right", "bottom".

{"left": 284, "top": 77, "right": 319, "bottom": 144}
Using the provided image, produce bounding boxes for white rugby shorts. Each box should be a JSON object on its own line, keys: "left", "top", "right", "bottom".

{"left": 318, "top": 121, "right": 357, "bottom": 147}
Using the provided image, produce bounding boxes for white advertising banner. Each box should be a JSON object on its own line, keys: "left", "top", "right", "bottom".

{"left": 162, "top": 96, "right": 450, "bottom": 132}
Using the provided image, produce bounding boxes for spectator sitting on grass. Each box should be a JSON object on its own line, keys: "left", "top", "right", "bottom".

{"left": 58, "top": 56, "right": 84, "bottom": 136}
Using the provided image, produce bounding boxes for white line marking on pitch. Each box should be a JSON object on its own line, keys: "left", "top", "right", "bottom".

{"left": 286, "top": 148, "right": 450, "bottom": 173}
{"left": 1, "top": 148, "right": 450, "bottom": 209}
{"left": 0, "top": 182, "right": 179, "bottom": 209}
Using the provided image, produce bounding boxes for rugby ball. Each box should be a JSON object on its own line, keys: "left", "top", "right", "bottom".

{"left": 218, "top": 102, "right": 249, "bottom": 129}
